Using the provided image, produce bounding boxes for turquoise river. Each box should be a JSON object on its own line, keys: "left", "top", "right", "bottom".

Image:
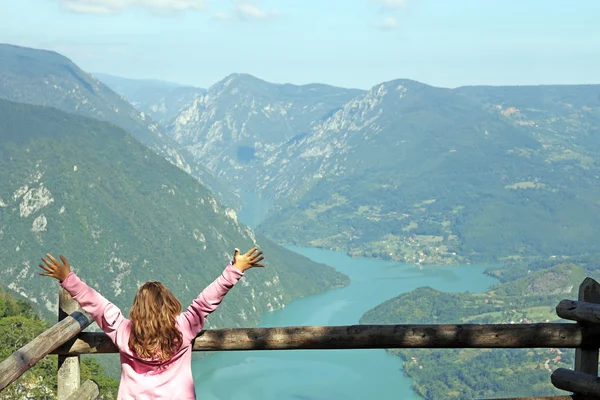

{"left": 192, "top": 244, "right": 498, "bottom": 400}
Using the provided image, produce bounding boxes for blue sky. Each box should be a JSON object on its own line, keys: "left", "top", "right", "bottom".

{"left": 1, "top": 0, "right": 599, "bottom": 89}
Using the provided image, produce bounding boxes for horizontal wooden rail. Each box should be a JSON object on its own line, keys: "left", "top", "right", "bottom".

{"left": 0, "top": 308, "right": 94, "bottom": 391}
{"left": 551, "top": 368, "right": 600, "bottom": 397}
{"left": 556, "top": 299, "right": 600, "bottom": 324}
{"left": 52, "top": 323, "right": 600, "bottom": 355}
{"left": 3, "top": 278, "right": 600, "bottom": 398}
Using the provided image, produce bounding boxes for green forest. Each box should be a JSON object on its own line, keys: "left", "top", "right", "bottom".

{"left": 0, "top": 286, "right": 119, "bottom": 399}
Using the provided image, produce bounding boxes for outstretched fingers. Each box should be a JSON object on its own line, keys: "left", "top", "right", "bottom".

{"left": 38, "top": 253, "right": 71, "bottom": 280}
{"left": 38, "top": 263, "right": 53, "bottom": 273}
{"left": 59, "top": 254, "right": 69, "bottom": 266}
{"left": 39, "top": 257, "right": 56, "bottom": 277}
{"left": 250, "top": 249, "right": 264, "bottom": 268}
{"left": 46, "top": 253, "right": 61, "bottom": 265}
{"left": 252, "top": 255, "right": 264, "bottom": 264}
{"left": 41, "top": 257, "right": 54, "bottom": 269}
{"left": 245, "top": 247, "right": 258, "bottom": 257}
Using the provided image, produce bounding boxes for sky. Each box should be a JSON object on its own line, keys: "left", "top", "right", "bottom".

{"left": 1, "top": 0, "right": 599, "bottom": 90}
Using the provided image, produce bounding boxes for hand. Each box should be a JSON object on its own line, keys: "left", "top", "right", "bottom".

{"left": 232, "top": 247, "right": 264, "bottom": 273}
{"left": 39, "top": 254, "right": 71, "bottom": 282}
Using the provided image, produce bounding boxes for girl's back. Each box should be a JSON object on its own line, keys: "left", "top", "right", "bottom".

{"left": 39, "top": 248, "right": 264, "bottom": 399}
{"left": 113, "top": 318, "right": 197, "bottom": 399}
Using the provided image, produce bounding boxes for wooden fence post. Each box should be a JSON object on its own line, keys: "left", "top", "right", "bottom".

{"left": 573, "top": 278, "right": 600, "bottom": 400}
{"left": 66, "top": 379, "right": 100, "bottom": 400}
{"left": 57, "top": 288, "right": 80, "bottom": 400}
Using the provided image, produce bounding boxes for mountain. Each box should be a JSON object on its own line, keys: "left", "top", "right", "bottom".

{"left": 165, "top": 74, "right": 600, "bottom": 263}
{"left": 102, "top": 67, "right": 600, "bottom": 263}
{"left": 93, "top": 73, "right": 206, "bottom": 125}
{"left": 0, "top": 44, "right": 182, "bottom": 165}
{"left": 0, "top": 99, "right": 349, "bottom": 329}
{"left": 167, "top": 73, "right": 365, "bottom": 199}
{"left": 0, "top": 43, "right": 236, "bottom": 209}
{"left": 359, "top": 262, "right": 598, "bottom": 399}
{"left": 254, "top": 80, "right": 600, "bottom": 263}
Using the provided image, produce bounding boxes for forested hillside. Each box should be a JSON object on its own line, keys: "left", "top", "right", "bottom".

{"left": 360, "top": 262, "right": 599, "bottom": 398}
{"left": 156, "top": 71, "right": 600, "bottom": 264}
{"left": 0, "top": 98, "right": 348, "bottom": 327}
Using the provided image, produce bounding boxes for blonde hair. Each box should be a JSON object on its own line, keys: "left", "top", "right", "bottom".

{"left": 128, "top": 281, "right": 183, "bottom": 361}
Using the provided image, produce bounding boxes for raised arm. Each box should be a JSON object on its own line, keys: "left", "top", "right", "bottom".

{"left": 179, "top": 247, "right": 264, "bottom": 341}
{"left": 39, "top": 254, "right": 126, "bottom": 344}
{"left": 179, "top": 263, "right": 243, "bottom": 341}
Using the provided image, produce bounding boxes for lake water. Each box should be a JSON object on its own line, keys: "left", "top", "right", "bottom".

{"left": 192, "top": 245, "right": 498, "bottom": 400}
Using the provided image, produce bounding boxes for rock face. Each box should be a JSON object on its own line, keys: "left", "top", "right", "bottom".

{"left": 168, "top": 73, "right": 365, "bottom": 199}
{"left": 168, "top": 75, "right": 600, "bottom": 263}
{"left": 0, "top": 98, "right": 349, "bottom": 326}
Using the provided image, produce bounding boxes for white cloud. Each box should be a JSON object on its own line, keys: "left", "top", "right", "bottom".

{"left": 213, "top": 1, "right": 279, "bottom": 22}
{"left": 373, "top": 0, "right": 406, "bottom": 11}
{"left": 59, "top": 0, "right": 207, "bottom": 15}
{"left": 234, "top": 3, "right": 278, "bottom": 20}
{"left": 376, "top": 16, "right": 399, "bottom": 30}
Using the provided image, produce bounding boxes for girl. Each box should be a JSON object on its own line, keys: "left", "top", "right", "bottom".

{"left": 39, "top": 247, "right": 264, "bottom": 400}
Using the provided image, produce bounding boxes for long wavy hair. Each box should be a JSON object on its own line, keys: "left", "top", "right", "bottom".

{"left": 128, "top": 280, "right": 183, "bottom": 361}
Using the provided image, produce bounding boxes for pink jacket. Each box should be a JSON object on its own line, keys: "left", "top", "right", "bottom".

{"left": 61, "top": 264, "right": 244, "bottom": 400}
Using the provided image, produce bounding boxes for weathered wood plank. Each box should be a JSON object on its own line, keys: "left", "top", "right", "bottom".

{"left": 52, "top": 323, "right": 600, "bottom": 355}
{"left": 0, "top": 308, "right": 93, "bottom": 391}
{"left": 58, "top": 288, "right": 81, "bottom": 400}
{"left": 65, "top": 379, "right": 99, "bottom": 400}
{"left": 552, "top": 368, "right": 600, "bottom": 396}
{"left": 574, "top": 278, "right": 600, "bottom": 377}
{"left": 557, "top": 300, "right": 600, "bottom": 324}
{"left": 58, "top": 358, "right": 80, "bottom": 400}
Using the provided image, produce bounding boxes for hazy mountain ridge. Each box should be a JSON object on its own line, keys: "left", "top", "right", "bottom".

{"left": 163, "top": 73, "right": 600, "bottom": 263}
{"left": 0, "top": 44, "right": 185, "bottom": 166}
{"left": 0, "top": 43, "right": 239, "bottom": 209}
{"left": 93, "top": 73, "right": 206, "bottom": 125}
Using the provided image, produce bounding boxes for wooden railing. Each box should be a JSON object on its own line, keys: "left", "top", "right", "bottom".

{"left": 2, "top": 278, "right": 600, "bottom": 399}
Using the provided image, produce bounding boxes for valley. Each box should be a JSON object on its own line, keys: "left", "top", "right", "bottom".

{"left": 0, "top": 96, "right": 348, "bottom": 326}
{"left": 154, "top": 73, "right": 600, "bottom": 265}
{"left": 1, "top": 41, "right": 598, "bottom": 399}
